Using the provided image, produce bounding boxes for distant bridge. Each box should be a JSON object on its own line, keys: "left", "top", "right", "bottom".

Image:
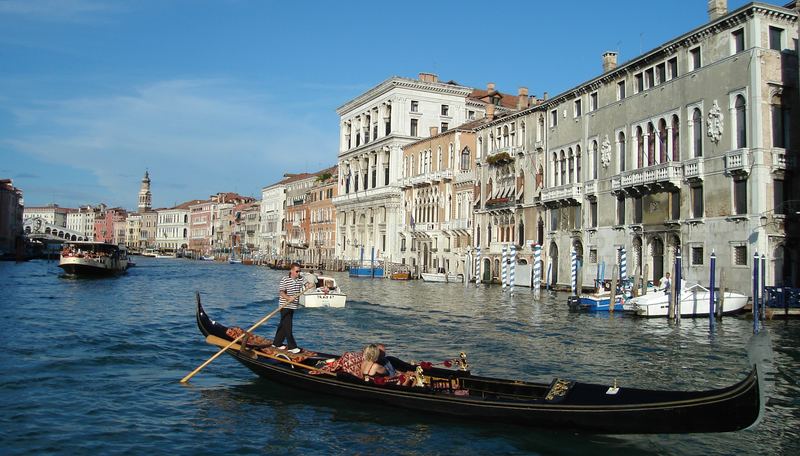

{"left": 23, "top": 217, "right": 89, "bottom": 242}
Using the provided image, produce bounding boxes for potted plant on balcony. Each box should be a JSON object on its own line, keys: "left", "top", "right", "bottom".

{"left": 486, "top": 152, "right": 512, "bottom": 166}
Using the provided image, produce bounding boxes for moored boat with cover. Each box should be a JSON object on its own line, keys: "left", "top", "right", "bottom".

{"left": 193, "top": 296, "right": 761, "bottom": 434}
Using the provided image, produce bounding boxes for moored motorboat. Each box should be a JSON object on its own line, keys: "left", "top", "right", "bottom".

{"left": 193, "top": 297, "right": 761, "bottom": 434}
{"left": 421, "top": 272, "right": 464, "bottom": 283}
{"left": 299, "top": 275, "right": 346, "bottom": 308}
{"left": 629, "top": 281, "right": 749, "bottom": 317}
{"left": 59, "top": 241, "right": 129, "bottom": 276}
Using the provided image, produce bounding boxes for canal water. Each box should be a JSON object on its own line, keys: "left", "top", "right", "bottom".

{"left": 0, "top": 258, "right": 798, "bottom": 455}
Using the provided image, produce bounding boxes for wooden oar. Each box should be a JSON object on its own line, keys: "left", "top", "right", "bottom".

{"left": 180, "top": 288, "right": 310, "bottom": 383}
{"left": 204, "top": 334, "right": 336, "bottom": 376}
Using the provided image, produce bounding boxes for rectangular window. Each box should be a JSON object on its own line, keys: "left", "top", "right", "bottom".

{"left": 410, "top": 100, "right": 419, "bottom": 112}
{"left": 384, "top": 166, "right": 390, "bottom": 185}
{"left": 769, "top": 26, "right": 783, "bottom": 51}
{"left": 635, "top": 73, "right": 644, "bottom": 93}
{"left": 550, "top": 209, "right": 559, "bottom": 231}
{"left": 385, "top": 120, "right": 391, "bottom": 136}
{"left": 410, "top": 119, "right": 418, "bottom": 136}
{"left": 574, "top": 99, "right": 582, "bottom": 117}
{"left": 617, "top": 80, "right": 626, "bottom": 100}
{"left": 617, "top": 197, "right": 625, "bottom": 225}
{"left": 656, "top": 63, "right": 666, "bottom": 84}
{"left": 589, "top": 249, "right": 598, "bottom": 264}
{"left": 441, "top": 122, "right": 448, "bottom": 132}
{"left": 550, "top": 109, "right": 558, "bottom": 127}
{"left": 468, "top": 110, "right": 475, "bottom": 120}
{"left": 734, "top": 178, "right": 747, "bottom": 215}
{"left": 689, "top": 47, "right": 701, "bottom": 71}
{"left": 574, "top": 205, "right": 582, "bottom": 229}
{"left": 732, "top": 28, "right": 745, "bottom": 53}
{"left": 692, "top": 246, "right": 704, "bottom": 265}
{"left": 670, "top": 191, "right": 680, "bottom": 220}
{"left": 734, "top": 245, "right": 748, "bottom": 266}
{"left": 589, "top": 92, "right": 598, "bottom": 112}
{"left": 772, "top": 103, "right": 786, "bottom": 148}
{"left": 590, "top": 201, "right": 598, "bottom": 228}
{"left": 644, "top": 68, "right": 654, "bottom": 88}
{"left": 692, "top": 185, "right": 704, "bottom": 218}
{"left": 774, "top": 179, "right": 785, "bottom": 214}
{"left": 441, "top": 105, "right": 449, "bottom": 116}
{"left": 634, "top": 197, "right": 643, "bottom": 223}
{"left": 668, "top": 57, "right": 678, "bottom": 80}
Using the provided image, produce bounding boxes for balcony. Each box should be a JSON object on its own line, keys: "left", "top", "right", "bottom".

{"left": 683, "top": 158, "right": 705, "bottom": 182}
{"left": 583, "top": 180, "right": 597, "bottom": 196}
{"left": 541, "top": 183, "right": 582, "bottom": 206}
{"left": 441, "top": 219, "right": 470, "bottom": 231}
{"left": 771, "top": 149, "right": 794, "bottom": 173}
{"left": 413, "top": 222, "right": 437, "bottom": 232}
{"left": 454, "top": 169, "right": 475, "bottom": 183}
{"left": 611, "top": 162, "right": 683, "bottom": 194}
{"left": 490, "top": 145, "right": 523, "bottom": 157}
{"left": 724, "top": 149, "right": 749, "bottom": 176}
{"left": 332, "top": 186, "right": 400, "bottom": 205}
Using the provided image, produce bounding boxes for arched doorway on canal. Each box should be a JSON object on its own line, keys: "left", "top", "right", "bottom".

{"left": 648, "top": 236, "right": 664, "bottom": 283}
{"left": 549, "top": 241, "right": 559, "bottom": 286}
{"left": 482, "top": 258, "right": 491, "bottom": 283}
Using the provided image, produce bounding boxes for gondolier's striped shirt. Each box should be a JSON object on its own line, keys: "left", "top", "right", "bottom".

{"left": 279, "top": 276, "right": 304, "bottom": 309}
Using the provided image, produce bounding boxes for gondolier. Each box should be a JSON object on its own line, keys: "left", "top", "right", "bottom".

{"left": 272, "top": 262, "right": 306, "bottom": 354}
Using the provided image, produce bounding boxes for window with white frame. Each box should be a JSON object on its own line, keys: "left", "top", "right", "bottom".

{"left": 441, "top": 104, "right": 449, "bottom": 116}
{"left": 732, "top": 28, "right": 745, "bottom": 54}
{"left": 550, "top": 109, "right": 558, "bottom": 127}
{"left": 668, "top": 57, "right": 678, "bottom": 79}
{"left": 691, "top": 245, "right": 704, "bottom": 265}
{"left": 692, "top": 107, "right": 703, "bottom": 157}
{"left": 617, "top": 80, "right": 626, "bottom": 100}
{"left": 733, "top": 244, "right": 748, "bottom": 266}
{"left": 769, "top": 26, "right": 784, "bottom": 51}
{"left": 574, "top": 99, "right": 582, "bottom": 117}
{"left": 734, "top": 94, "right": 747, "bottom": 148}
{"left": 589, "top": 92, "right": 598, "bottom": 112}
{"left": 689, "top": 47, "right": 702, "bottom": 71}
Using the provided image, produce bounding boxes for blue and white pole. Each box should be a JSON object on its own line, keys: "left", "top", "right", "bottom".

{"left": 570, "top": 246, "right": 577, "bottom": 296}
{"left": 674, "top": 252, "right": 682, "bottom": 324}
{"left": 510, "top": 244, "right": 517, "bottom": 296}
{"left": 620, "top": 247, "right": 628, "bottom": 294}
{"left": 501, "top": 244, "right": 508, "bottom": 292}
{"left": 761, "top": 253, "right": 766, "bottom": 321}
{"left": 533, "top": 244, "right": 542, "bottom": 299}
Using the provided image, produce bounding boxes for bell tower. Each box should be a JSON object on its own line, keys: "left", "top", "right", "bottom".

{"left": 138, "top": 170, "right": 152, "bottom": 212}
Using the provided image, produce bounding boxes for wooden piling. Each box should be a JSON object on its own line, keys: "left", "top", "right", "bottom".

{"left": 717, "top": 268, "right": 725, "bottom": 320}
{"left": 633, "top": 265, "right": 641, "bottom": 297}
{"left": 644, "top": 264, "right": 650, "bottom": 292}
{"left": 609, "top": 266, "right": 618, "bottom": 313}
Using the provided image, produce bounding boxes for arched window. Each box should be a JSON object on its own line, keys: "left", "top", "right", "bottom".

{"left": 692, "top": 108, "right": 703, "bottom": 157}
{"left": 487, "top": 223, "right": 492, "bottom": 243}
{"left": 560, "top": 150, "right": 566, "bottom": 185}
{"left": 537, "top": 116, "right": 545, "bottom": 142}
{"left": 449, "top": 143, "right": 455, "bottom": 169}
{"left": 552, "top": 152, "right": 559, "bottom": 186}
{"left": 591, "top": 140, "right": 598, "bottom": 179}
{"left": 647, "top": 123, "right": 656, "bottom": 166}
{"left": 735, "top": 95, "right": 747, "bottom": 148}
{"left": 618, "top": 132, "right": 627, "bottom": 172}
{"left": 576, "top": 145, "right": 582, "bottom": 183}
{"left": 460, "top": 147, "right": 471, "bottom": 171}
{"left": 659, "top": 118, "right": 668, "bottom": 163}
{"left": 568, "top": 148, "right": 574, "bottom": 184}
{"left": 671, "top": 115, "right": 680, "bottom": 161}
{"left": 636, "top": 126, "right": 644, "bottom": 168}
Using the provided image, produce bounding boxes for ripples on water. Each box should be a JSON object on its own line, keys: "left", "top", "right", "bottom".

{"left": 0, "top": 258, "right": 798, "bottom": 455}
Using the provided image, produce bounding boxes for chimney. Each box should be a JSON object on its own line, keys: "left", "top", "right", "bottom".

{"left": 517, "top": 87, "right": 529, "bottom": 109}
{"left": 708, "top": 0, "right": 727, "bottom": 21}
{"left": 487, "top": 82, "right": 496, "bottom": 93}
{"left": 429, "top": 126, "right": 439, "bottom": 137}
{"left": 419, "top": 72, "right": 439, "bottom": 83}
{"left": 543, "top": 92, "right": 549, "bottom": 101}
{"left": 602, "top": 52, "right": 618, "bottom": 72}
{"left": 486, "top": 103, "right": 495, "bottom": 121}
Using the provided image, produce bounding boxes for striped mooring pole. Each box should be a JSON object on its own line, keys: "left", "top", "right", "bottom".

{"left": 761, "top": 253, "right": 766, "bottom": 321}
{"left": 674, "top": 252, "right": 682, "bottom": 325}
{"left": 570, "top": 246, "right": 577, "bottom": 296}
{"left": 509, "top": 244, "right": 517, "bottom": 296}
{"left": 474, "top": 246, "right": 481, "bottom": 285}
{"left": 620, "top": 247, "right": 628, "bottom": 293}
{"left": 501, "top": 244, "right": 508, "bottom": 292}
{"left": 533, "top": 244, "right": 542, "bottom": 300}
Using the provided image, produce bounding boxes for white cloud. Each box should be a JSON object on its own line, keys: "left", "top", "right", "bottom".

{"left": 0, "top": 0, "right": 122, "bottom": 22}
{"left": 4, "top": 78, "right": 337, "bottom": 208}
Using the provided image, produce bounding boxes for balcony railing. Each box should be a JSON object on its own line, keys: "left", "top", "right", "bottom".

{"left": 725, "top": 149, "right": 749, "bottom": 175}
{"left": 413, "top": 222, "right": 437, "bottom": 232}
{"left": 442, "top": 219, "right": 470, "bottom": 231}
{"left": 454, "top": 169, "right": 475, "bottom": 183}
{"left": 541, "top": 183, "right": 582, "bottom": 204}
{"left": 772, "top": 149, "right": 793, "bottom": 172}
{"left": 490, "top": 145, "right": 523, "bottom": 156}
{"left": 583, "top": 180, "right": 597, "bottom": 196}
{"left": 611, "top": 162, "right": 683, "bottom": 192}
{"left": 683, "top": 158, "right": 704, "bottom": 181}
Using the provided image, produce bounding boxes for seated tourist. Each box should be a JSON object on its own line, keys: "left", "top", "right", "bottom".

{"left": 361, "top": 343, "right": 389, "bottom": 381}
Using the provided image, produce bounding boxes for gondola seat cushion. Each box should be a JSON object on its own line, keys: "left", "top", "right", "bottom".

{"left": 317, "top": 351, "right": 363, "bottom": 377}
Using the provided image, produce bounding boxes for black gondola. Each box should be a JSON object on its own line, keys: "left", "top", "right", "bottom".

{"left": 194, "top": 297, "right": 761, "bottom": 434}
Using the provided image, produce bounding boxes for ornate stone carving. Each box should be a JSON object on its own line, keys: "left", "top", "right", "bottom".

{"left": 706, "top": 100, "right": 724, "bottom": 144}
{"left": 600, "top": 135, "right": 612, "bottom": 169}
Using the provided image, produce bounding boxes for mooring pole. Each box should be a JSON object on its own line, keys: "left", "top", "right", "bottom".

{"left": 709, "top": 250, "right": 716, "bottom": 331}
{"left": 752, "top": 251, "right": 759, "bottom": 334}
{"left": 760, "top": 253, "right": 766, "bottom": 321}
{"left": 674, "top": 253, "right": 682, "bottom": 325}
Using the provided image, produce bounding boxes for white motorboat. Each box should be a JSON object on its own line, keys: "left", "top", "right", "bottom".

{"left": 155, "top": 252, "right": 177, "bottom": 259}
{"left": 59, "top": 242, "right": 129, "bottom": 276}
{"left": 629, "top": 280, "right": 748, "bottom": 317}
{"left": 421, "top": 272, "right": 464, "bottom": 283}
{"left": 142, "top": 248, "right": 157, "bottom": 258}
{"left": 299, "top": 276, "right": 346, "bottom": 308}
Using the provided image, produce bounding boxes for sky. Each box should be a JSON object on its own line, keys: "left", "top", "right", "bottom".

{"left": 0, "top": 0, "right": 761, "bottom": 210}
